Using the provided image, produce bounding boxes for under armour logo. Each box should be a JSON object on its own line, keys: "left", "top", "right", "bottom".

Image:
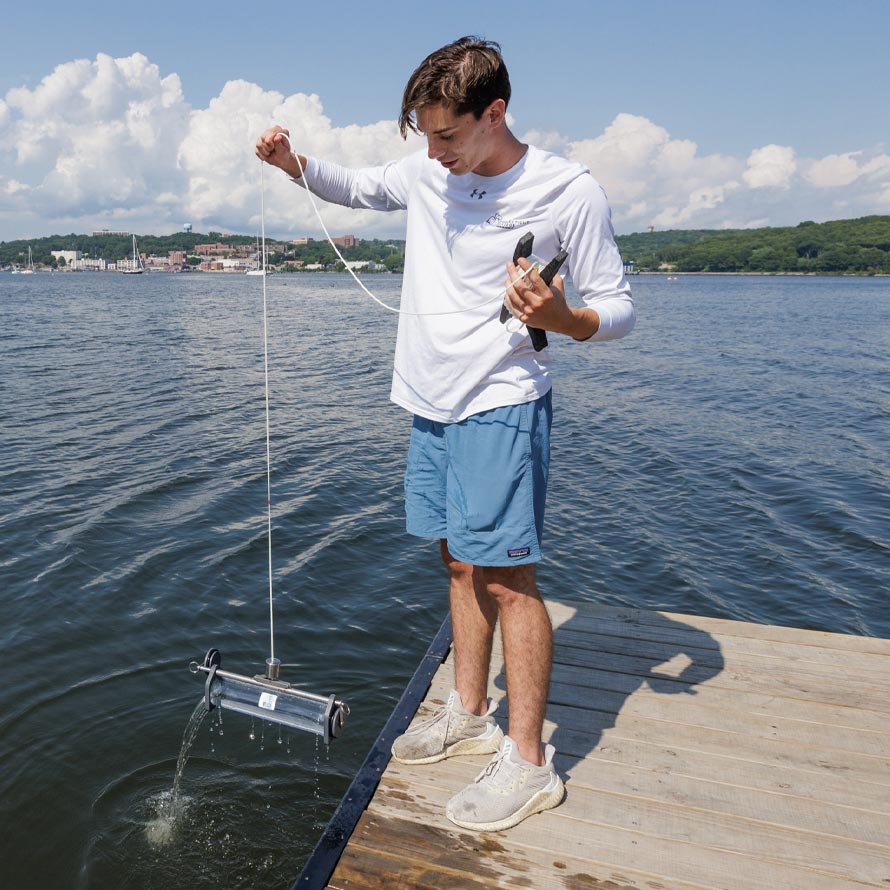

{"left": 470, "top": 189, "right": 487, "bottom": 199}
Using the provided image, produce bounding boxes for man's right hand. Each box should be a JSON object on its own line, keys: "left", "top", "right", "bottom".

{"left": 255, "top": 125, "right": 307, "bottom": 179}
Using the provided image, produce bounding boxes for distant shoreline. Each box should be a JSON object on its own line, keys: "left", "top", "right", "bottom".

{"left": 633, "top": 271, "right": 890, "bottom": 277}
{"left": 5, "top": 268, "right": 888, "bottom": 279}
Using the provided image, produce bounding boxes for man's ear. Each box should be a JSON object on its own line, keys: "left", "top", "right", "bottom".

{"left": 486, "top": 99, "right": 507, "bottom": 128}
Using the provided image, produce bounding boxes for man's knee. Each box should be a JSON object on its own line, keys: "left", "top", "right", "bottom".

{"left": 440, "top": 540, "right": 474, "bottom": 581}
{"left": 482, "top": 563, "right": 539, "bottom": 605}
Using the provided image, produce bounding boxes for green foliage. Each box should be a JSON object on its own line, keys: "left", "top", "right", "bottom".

{"left": 285, "top": 239, "right": 405, "bottom": 272}
{"left": 617, "top": 216, "right": 890, "bottom": 274}
{"left": 6, "top": 218, "right": 889, "bottom": 275}
{"left": 0, "top": 231, "right": 406, "bottom": 271}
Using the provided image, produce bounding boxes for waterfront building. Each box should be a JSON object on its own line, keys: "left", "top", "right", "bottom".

{"left": 51, "top": 250, "right": 82, "bottom": 267}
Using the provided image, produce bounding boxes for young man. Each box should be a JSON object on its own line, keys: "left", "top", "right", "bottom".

{"left": 256, "top": 36, "right": 634, "bottom": 831}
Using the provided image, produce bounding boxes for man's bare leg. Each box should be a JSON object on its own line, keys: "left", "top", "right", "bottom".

{"left": 440, "top": 540, "right": 497, "bottom": 717}
{"left": 483, "top": 563, "right": 552, "bottom": 766}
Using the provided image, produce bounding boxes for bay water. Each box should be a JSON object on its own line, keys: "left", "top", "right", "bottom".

{"left": 0, "top": 271, "right": 887, "bottom": 888}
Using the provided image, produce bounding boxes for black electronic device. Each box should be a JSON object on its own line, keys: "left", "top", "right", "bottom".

{"left": 499, "top": 232, "right": 568, "bottom": 352}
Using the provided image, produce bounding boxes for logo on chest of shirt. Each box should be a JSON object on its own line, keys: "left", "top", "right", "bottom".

{"left": 470, "top": 188, "right": 487, "bottom": 200}
{"left": 485, "top": 212, "right": 532, "bottom": 230}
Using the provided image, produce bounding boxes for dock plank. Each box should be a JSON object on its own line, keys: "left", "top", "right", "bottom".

{"left": 332, "top": 810, "right": 712, "bottom": 890}
{"left": 433, "top": 669, "right": 890, "bottom": 758}
{"left": 556, "top": 607, "right": 890, "bottom": 668}
{"left": 563, "top": 601, "right": 890, "bottom": 655}
{"left": 380, "top": 759, "right": 890, "bottom": 880}
{"left": 545, "top": 659, "right": 890, "bottom": 732}
{"left": 539, "top": 637, "right": 890, "bottom": 712}
{"left": 318, "top": 601, "right": 890, "bottom": 890}
{"left": 368, "top": 780, "right": 885, "bottom": 890}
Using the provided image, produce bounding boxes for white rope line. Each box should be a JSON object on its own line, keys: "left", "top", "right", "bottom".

{"left": 260, "top": 161, "right": 275, "bottom": 666}
{"left": 271, "top": 131, "right": 535, "bottom": 317}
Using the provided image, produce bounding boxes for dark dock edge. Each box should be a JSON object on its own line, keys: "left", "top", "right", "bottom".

{"left": 292, "top": 614, "right": 453, "bottom": 890}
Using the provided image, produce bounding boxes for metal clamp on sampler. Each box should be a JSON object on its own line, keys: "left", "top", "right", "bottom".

{"left": 499, "top": 231, "right": 569, "bottom": 352}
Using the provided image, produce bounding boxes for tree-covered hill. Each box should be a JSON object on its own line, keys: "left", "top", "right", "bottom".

{"left": 4, "top": 216, "right": 890, "bottom": 275}
{"left": 616, "top": 216, "right": 890, "bottom": 274}
{"left": 0, "top": 231, "right": 406, "bottom": 272}
{"left": 0, "top": 231, "right": 252, "bottom": 267}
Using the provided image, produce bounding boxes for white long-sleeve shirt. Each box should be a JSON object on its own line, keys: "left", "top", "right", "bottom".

{"left": 299, "top": 146, "right": 634, "bottom": 423}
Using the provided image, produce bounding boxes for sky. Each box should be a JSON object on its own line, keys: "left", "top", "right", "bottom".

{"left": 1, "top": 0, "right": 889, "bottom": 241}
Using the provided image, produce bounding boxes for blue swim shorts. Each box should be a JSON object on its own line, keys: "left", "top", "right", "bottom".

{"left": 404, "top": 390, "right": 552, "bottom": 566}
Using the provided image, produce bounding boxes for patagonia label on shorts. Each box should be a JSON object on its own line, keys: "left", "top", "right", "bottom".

{"left": 507, "top": 547, "right": 531, "bottom": 559}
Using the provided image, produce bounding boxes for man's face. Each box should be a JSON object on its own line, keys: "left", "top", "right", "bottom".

{"left": 416, "top": 103, "right": 499, "bottom": 177}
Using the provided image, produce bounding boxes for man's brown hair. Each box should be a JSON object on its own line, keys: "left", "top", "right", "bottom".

{"left": 399, "top": 36, "right": 511, "bottom": 138}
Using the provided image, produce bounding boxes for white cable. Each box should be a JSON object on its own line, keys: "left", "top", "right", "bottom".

{"left": 260, "top": 161, "right": 275, "bottom": 666}
{"left": 266, "top": 131, "right": 534, "bottom": 317}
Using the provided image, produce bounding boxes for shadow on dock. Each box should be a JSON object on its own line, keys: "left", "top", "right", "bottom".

{"left": 492, "top": 603, "right": 726, "bottom": 780}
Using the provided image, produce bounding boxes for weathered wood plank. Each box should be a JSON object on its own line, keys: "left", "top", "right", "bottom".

{"left": 555, "top": 626, "right": 890, "bottom": 686}
{"left": 579, "top": 731, "right": 890, "bottom": 816}
{"left": 367, "top": 774, "right": 889, "bottom": 890}
{"left": 427, "top": 666, "right": 890, "bottom": 758}
{"left": 328, "top": 809, "right": 711, "bottom": 890}
{"left": 531, "top": 638, "right": 890, "bottom": 712}
{"left": 552, "top": 608, "right": 890, "bottom": 673}
{"left": 544, "top": 629, "right": 890, "bottom": 710}
{"left": 548, "top": 706, "right": 890, "bottom": 787}
{"left": 559, "top": 601, "right": 890, "bottom": 655}
{"left": 377, "top": 764, "right": 890, "bottom": 884}
{"left": 422, "top": 673, "right": 890, "bottom": 817}
{"left": 546, "top": 679, "right": 890, "bottom": 757}
{"left": 545, "top": 659, "right": 890, "bottom": 732}
{"left": 429, "top": 649, "right": 890, "bottom": 732}
{"left": 424, "top": 673, "right": 890, "bottom": 783}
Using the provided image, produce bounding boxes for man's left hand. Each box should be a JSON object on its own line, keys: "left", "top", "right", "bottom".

{"left": 504, "top": 259, "right": 599, "bottom": 340}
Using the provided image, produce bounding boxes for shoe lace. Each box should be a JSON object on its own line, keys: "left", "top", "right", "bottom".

{"left": 410, "top": 702, "right": 450, "bottom": 735}
{"left": 474, "top": 748, "right": 520, "bottom": 792}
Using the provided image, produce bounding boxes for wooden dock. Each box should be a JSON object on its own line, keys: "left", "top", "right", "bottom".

{"left": 298, "top": 599, "right": 890, "bottom": 890}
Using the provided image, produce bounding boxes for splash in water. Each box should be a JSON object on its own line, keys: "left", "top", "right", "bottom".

{"left": 145, "top": 698, "right": 207, "bottom": 846}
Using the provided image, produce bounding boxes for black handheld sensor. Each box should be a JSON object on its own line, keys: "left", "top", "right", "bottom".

{"left": 499, "top": 232, "right": 568, "bottom": 352}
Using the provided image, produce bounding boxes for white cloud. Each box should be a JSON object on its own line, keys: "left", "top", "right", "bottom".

{"left": 803, "top": 150, "right": 890, "bottom": 191}
{"left": 552, "top": 113, "right": 743, "bottom": 230}
{"left": 805, "top": 151, "right": 863, "bottom": 188}
{"left": 0, "top": 53, "right": 888, "bottom": 240}
{"left": 651, "top": 183, "right": 742, "bottom": 229}
{"left": 176, "top": 79, "right": 421, "bottom": 237}
{"left": 743, "top": 144, "right": 797, "bottom": 189}
{"left": 0, "top": 53, "right": 190, "bottom": 228}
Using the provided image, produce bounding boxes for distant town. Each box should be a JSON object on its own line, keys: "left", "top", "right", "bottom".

{"left": 3, "top": 215, "right": 890, "bottom": 275}
{"left": 0, "top": 228, "right": 406, "bottom": 274}
{"left": 52, "top": 234, "right": 392, "bottom": 273}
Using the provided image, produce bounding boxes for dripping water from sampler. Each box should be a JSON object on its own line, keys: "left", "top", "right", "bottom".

{"left": 145, "top": 699, "right": 207, "bottom": 847}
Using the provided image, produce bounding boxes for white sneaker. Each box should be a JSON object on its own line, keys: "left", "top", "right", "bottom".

{"left": 446, "top": 735, "right": 565, "bottom": 831}
{"left": 391, "top": 690, "right": 504, "bottom": 765}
